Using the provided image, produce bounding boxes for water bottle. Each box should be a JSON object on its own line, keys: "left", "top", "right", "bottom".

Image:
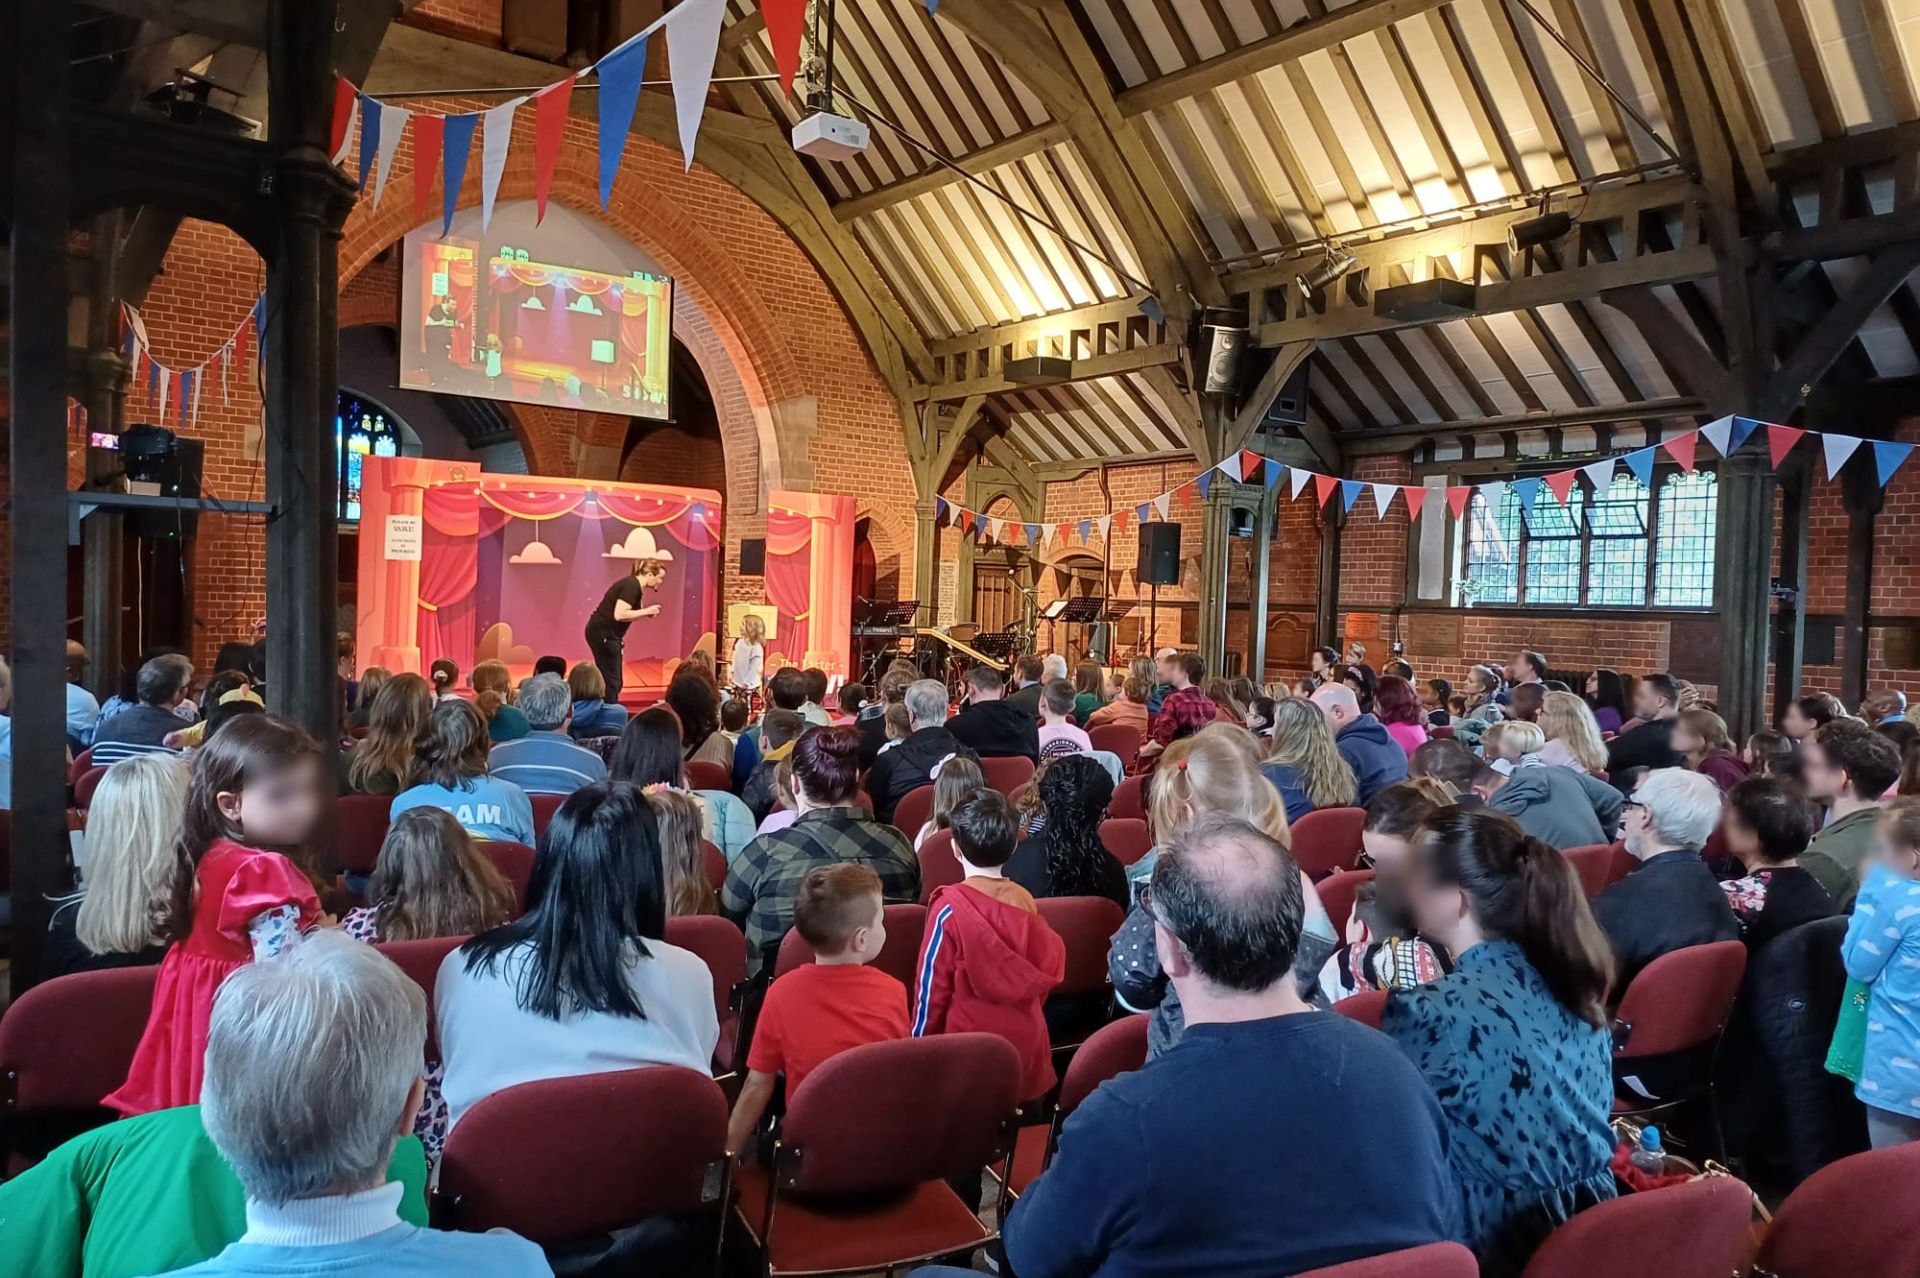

{"left": 1628, "top": 1125, "right": 1666, "bottom": 1175}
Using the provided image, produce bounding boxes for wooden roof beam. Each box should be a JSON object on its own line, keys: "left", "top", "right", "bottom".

{"left": 832, "top": 122, "right": 1071, "bottom": 222}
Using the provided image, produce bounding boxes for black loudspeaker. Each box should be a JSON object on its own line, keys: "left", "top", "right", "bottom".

{"left": 738, "top": 537, "right": 767, "bottom": 576}
{"left": 1136, "top": 522, "right": 1182, "bottom": 586}
{"left": 132, "top": 436, "right": 204, "bottom": 541}
{"left": 1257, "top": 360, "right": 1312, "bottom": 429}
{"left": 1201, "top": 324, "right": 1248, "bottom": 395}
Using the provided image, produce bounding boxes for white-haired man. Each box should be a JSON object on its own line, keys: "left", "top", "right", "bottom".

{"left": 1591, "top": 767, "right": 1738, "bottom": 989}
{"left": 864, "top": 677, "right": 979, "bottom": 824}
{"left": 487, "top": 672, "right": 608, "bottom": 796}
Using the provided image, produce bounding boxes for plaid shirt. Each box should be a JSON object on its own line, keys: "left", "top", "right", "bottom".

{"left": 720, "top": 807, "right": 920, "bottom": 971}
{"left": 1150, "top": 685, "right": 1217, "bottom": 747}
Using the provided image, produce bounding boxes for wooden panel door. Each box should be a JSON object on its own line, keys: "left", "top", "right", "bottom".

{"left": 973, "top": 564, "right": 1018, "bottom": 635}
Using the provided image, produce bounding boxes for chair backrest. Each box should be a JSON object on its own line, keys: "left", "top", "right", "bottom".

{"left": 919, "top": 828, "right": 965, "bottom": 903}
{"left": 780, "top": 1033, "right": 1022, "bottom": 1196}
{"left": 1334, "top": 989, "right": 1389, "bottom": 1031}
{"left": 1087, "top": 723, "right": 1142, "bottom": 764}
{"left": 1429, "top": 725, "right": 1456, "bottom": 740}
{"left": 439, "top": 1065, "right": 727, "bottom": 1240}
{"left": 699, "top": 840, "right": 727, "bottom": 892}
{"left": 1057, "top": 1013, "right": 1148, "bottom": 1114}
{"left": 478, "top": 841, "right": 535, "bottom": 913}
{"left": 529, "top": 791, "right": 565, "bottom": 838}
{"left": 373, "top": 935, "right": 468, "bottom": 1062}
{"left": 1110, "top": 774, "right": 1147, "bottom": 821}
{"left": 348, "top": 724, "right": 372, "bottom": 740}
{"left": 1314, "top": 868, "right": 1376, "bottom": 934}
{"left": 772, "top": 903, "right": 928, "bottom": 1003}
{"left": 1519, "top": 1175, "right": 1755, "bottom": 1278}
{"left": 334, "top": 793, "right": 393, "bottom": 875}
{"left": 1759, "top": 1141, "right": 1920, "bottom": 1278}
{"left": 0, "top": 965, "right": 157, "bottom": 1113}
{"left": 1561, "top": 843, "right": 1616, "bottom": 899}
{"left": 1296, "top": 1242, "right": 1479, "bottom": 1277}
{"left": 685, "top": 760, "right": 732, "bottom": 793}
{"left": 69, "top": 747, "right": 95, "bottom": 785}
{"left": 1098, "top": 817, "right": 1152, "bottom": 867}
{"left": 890, "top": 782, "right": 936, "bottom": 839}
{"left": 1036, "top": 895, "right": 1125, "bottom": 997}
{"left": 72, "top": 766, "right": 109, "bottom": 811}
{"left": 1613, "top": 940, "right": 1748, "bottom": 1058}
{"left": 980, "top": 754, "right": 1036, "bottom": 796}
{"left": 664, "top": 914, "right": 747, "bottom": 1026}
{"left": 1289, "top": 806, "right": 1367, "bottom": 878}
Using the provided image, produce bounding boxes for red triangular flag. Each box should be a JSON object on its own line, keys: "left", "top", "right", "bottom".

{"left": 533, "top": 77, "right": 576, "bottom": 223}
{"left": 1769, "top": 424, "right": 1805, "bottom": 467}
{"left": 1314, "top": 474, "right": 1338, "bottom": 507}
{"left": 763, "top": 0, "right": 808, "bottom": 97}
{"left": 412, "top": 114, "right": 444, "bottom": 225}
{"left": 1662, "top": 431, "right": 1699, "bottom": 473}
{"left": 234, "top": 313, "right": 248, "bottom": 370}
{"left": 1240, "top": 449, "right": 1261, "bottom": 480}
{"left": 329, "top": 76, "right": 356, "bottom": 161}
{"left": 1544, "top": 469, "right": 1577, "bottom": 504}
{"left": 1176, "top": 483, "right": 1195, "bottom": 508}
{"left": 1402, "top": 486, "right": 1427, "bottom": 522}
{"left": 1446, "top": 486, "right": 1471, "bottom": 520}
{"left": 1113, "top": 509, "right": 1130, "bottom": 536}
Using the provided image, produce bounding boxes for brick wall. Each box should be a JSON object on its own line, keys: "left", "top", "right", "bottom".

{"left": 404, "top": 0, "right": 504, "bottom": 45}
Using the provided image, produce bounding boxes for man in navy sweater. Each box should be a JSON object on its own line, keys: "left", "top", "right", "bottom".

{"left": 1000, "top": 814, "right": 1459, "bottom": 1277}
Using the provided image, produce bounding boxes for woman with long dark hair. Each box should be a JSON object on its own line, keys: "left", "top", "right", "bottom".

{"left": 342, "top": 672, "right": 432, "bottom": 795}
{"left": 437, "top": 781, "right": 719, "bottom": 1133}
{"left": 1005, "top": 754, "right": 1127, "bottom": 909}
{"left": 611, "top": 705, "right": 755, "bottom": 857}
{"left": 1584, "top": 667, "right": 1628, "bottom": 735}
{"left": 1383, "top": 807, "right": 1616, "bottom": 1277}
{"left": 664, "top": 669, "right": 735, "bottom": 769}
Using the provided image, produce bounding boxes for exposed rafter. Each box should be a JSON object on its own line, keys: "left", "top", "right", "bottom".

{"left": 831, "top": 122, "right": 1070, "bottom": 222}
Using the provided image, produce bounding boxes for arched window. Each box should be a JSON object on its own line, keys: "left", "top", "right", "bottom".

{"left": 335, "top": 392, "right": 403, "bottom": 523}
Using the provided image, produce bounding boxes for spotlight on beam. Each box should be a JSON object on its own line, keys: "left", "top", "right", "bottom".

{"left": 1295, "top": 245, "right": 1357, "bottom": 298}
{"left": 1137, "top": 294, "right": 1165, "bottom": 325}
{"left": 1508, "top": 209, "right": 1573, "bottom": 252}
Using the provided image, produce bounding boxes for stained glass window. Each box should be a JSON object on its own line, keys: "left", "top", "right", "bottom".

{"left": 335, "top": 393, "right": 402, "bottom": 523}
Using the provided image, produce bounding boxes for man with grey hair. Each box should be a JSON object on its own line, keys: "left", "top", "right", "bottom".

{"left": 1310, "top": 681, "right": 1407, "bottom": 805}
{"left": 157, "top": 933, "right": 548, "bottom": 1276}
{"left": 1592, "top": 767, "right": 1738, "bottom": 988}
{"left": 92, "top": 653, "right": 197, "bottom": 765}
{"left": 1040, "top": 653, "right": 1069, "bottom": 684}
{"left": 487, "top": 672, "right": 607, "bottom": 797}
{"left": 865, "top": 677, "right": 978, "bottom": 824}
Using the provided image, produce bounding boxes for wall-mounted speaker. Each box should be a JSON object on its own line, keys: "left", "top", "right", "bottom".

{"left": 1136, "top": 523, "right": 1182, "bottom": 586}
{"left": 1201, "top": 324, "right": 1249, "bottom": 395}
{"left": 1258, "top": 360, "right": 1312, "bottom": 429}
{"left": 739, "top": 537, "right": 767, "bottom": 576}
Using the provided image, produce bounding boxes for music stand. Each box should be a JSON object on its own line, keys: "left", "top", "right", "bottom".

{"left": 1058, "top": 596, "right": 1105, "bottom": 665}
{"left": 971, "top": 632, "right": 1017, "bottom": 666}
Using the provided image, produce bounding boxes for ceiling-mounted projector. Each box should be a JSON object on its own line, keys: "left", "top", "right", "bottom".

{"left": 793, "top": 111, "right": 871, "bottom": 162}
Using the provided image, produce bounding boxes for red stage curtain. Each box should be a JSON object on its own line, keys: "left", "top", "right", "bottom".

{"left": 480, "top": 489, "right": 587, "bottom": 521}
{"left": 419, "top": 485, "right": 479, "bottom": 673}
{"left": 765, "top": 507, "right": 813, "bottom": 663}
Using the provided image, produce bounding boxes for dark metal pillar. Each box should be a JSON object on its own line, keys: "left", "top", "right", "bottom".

{"left": 264, "top": 0, "right": 353, "bottom": 742}
{"left": 1198, "top": 485, "right": 1233, "bottom": 673}
{"left": 1715, "top": 450, "right": 1777, "bottom": 741}
{"left": 8, "top": 0, "right": 73, "bottom": 993}
{"left": 1839, "top": 460, "right": 1883, "bottom": 708}
{"left": 1248, "top": 480, "right": 1275, "bottom": 683}
{"left": 1772, "top": 455, "right": 1810, "bottom": 717}
{"left": 1314, "top": 506, "right": 1343, "bottom": 653}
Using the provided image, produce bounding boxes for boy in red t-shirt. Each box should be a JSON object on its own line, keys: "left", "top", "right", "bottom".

{"left": 726, "top": 863, "right": 909, "bottom": 1156}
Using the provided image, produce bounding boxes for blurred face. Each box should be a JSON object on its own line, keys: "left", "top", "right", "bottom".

{"left": 1722, "top": 808, "right": 1760, "bottom": 866}
{"left": 1870, "top": 820, "right": 1920, "bottom": 879}
{"left": 1311, "top": 651, "right": 1331, "bottom": 676}
{"left": 1633, "top": 682, "right": 1669, "bottom": 721}
{"left": 637, "top": 561, "right": 668, "bottom": 588}
{"left": 1672, "top": 722, "right": 1703, "bottom": 756}
{"left": 1782, "top": 703, "right": 1814, "bottom": 739}
{"left": 1508, "top": 654, "right": 1529, "bottom": 682}
{"left": 1800, "top": 740, "right": 1844, "bottom": 801}
{"left": 217, "top": 755, "right": 325, "bottom": 848}
{"left": 1400, "top": 846, "right": 1468, "bottom": 949}
{"left": 1361, "top": 829, "right": 1414, "bottom": 878}
{"left": 1419, "top": 684, "right": 1439, "bottom": 708}
{"left": 1586, "top": 673, "right": 1599, "bottom": 697}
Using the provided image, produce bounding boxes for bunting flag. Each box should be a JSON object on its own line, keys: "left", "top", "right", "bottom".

{"left": 1097, "top": 514, "right": 1113, "bottom": 540}
{"left": 1194, "top": 469, "right": 1216, "bottom": 499}
{"left": 1876, "top": 440, "right": 1916, "bottom": 487}
{"left": 1544, "top": 469, "right": 1577, "bottom": 505}
{"left": 1112, "top": 509, "right": 1129, "bottom": 536}
{"left": 1446, "top": 486, "right": 1472, "bottom": 521}
{"left": 1314, "top": 474, "right": 1338, "bottom": 508}
{"left": 1402, "top": 486, "right": 1428, "bottom": 522}
{"left": 442, "top": 113, "right": 478, "bottom": 236}
{"left": 480, "top": 99, "right": 520, "bottom": 229}
{"left": 1339, "top": 479, "right": 1365, "bottom": 514}
{"left": 1824, "top": 432, "right": 1863, "bottom": 480}
{"left": 1262, "top": 458, "right": 1283, "bottom": 491}
{"left": 1024, "top": 524, "right": 1040, "bottom": 547}
{"left": 532, "top": 77, "right": 576, "bottom": 222}
{"left": 1479, "top": 479, "right": 1509, "bottom": 512}
{"left": 1152, "top": 493, "right": 1171, "bottom": 521}
{"left": 1175, "top": 482, "right": 1195, "bottom": 508}
{"left": 1512, "top": 476, "right": 1543, "bottom": 525}
{"left": 1768, "top": 424, "right": 1805, "bottom": 467}
{"left": 1729, "top": 416, "right": 1763, "bottom": 455}
{"left": 356, "top": 96, "right": 382, "bottom": 195}
{"left": 371, "top": 104, "right": 409, "bottom": 207}
{"left": 1662, "top": 430, "right": 1699, "bottom": 473}
{"left": 412, "top": 113, "right": 444, "bottom": 225}
{"left": 1289, "top": 467, "right": 1313, "bottom": 502}
{"left": 1135, "top": 502, "right": 1151, "bottom": 526}
{"left": 935, "top": 496, "right": 948, "bottom": 521}
{"left": 330, "top": 76, "right": 358, "bottom": 163}
{"left": 1240, "top": 449, "right": 1261, "bottom": 480}
{"left": 178, "top": 371, "right": 194, "bottom": 424}
{"left": 668, "top": 0, "right": 729, "bottom": 169}
{"left": 1623, "top": 447, "right": 1656, "bottom": 487}
{"left": 596, "top": 33, "right": 649, "bottom": 206}
{"left": 764, "top": 0, "right": 808, "bottom": 96}
{"left": 1077, "top": 519, "right": 1091, "bottom": 543}
{"left": 1371, "top": 482, "right": 1397, "bottom": 519}
{"left": 155, "top": 365, "right": 170, "bottom": 419}
{"left": 1699, "top": 415, "right": 1734, "bottom": 458}
{"left": 1581, "top": 456, "right": 1615, "bottom": 494}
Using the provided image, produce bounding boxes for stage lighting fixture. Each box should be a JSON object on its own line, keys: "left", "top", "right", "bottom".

{"left": 1004, "top": 355, "right": 1072, "bottom": 384}
{"left": 1137, "top": 294, "right": 1166, "bottom": 325}
{"left": 1508, "top": 208, "right": 1573, "bottom": 252}
{"left": 1295, "top": 245, "right": 1357, "bottom": 297}
{"left": 119, "top": 423, "right": 178, "bottom": 485}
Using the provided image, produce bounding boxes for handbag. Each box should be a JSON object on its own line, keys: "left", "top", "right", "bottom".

{"left": 1825, "top": 978, "right": 1871, "bottom": 1084}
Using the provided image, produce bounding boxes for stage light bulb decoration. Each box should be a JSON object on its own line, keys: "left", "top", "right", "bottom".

{"left": 1295, "top": 245, "right": 1357, "bottom": 297}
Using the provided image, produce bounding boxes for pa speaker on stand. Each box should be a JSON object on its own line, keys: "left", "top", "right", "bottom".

{"left": 1136, "top": 522, "right": 1181, "bottom": 657}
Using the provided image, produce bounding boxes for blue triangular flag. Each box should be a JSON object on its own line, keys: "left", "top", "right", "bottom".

{"left": 1136, "top": 503, "right": 1151, "bottom": 525}
{"left": 1025, "top": 523, "right": 1040, "bottom": 546}
{"left": 1077, "top": 519, "right": 1091, "bottom": 543}
{"left": 441, "top": 114, "right": 478, "bottom": 235}
{"left": 1195, "top": 469, "right": 1215, "bottom": 499}
{"left": 1263, "top": 458, "right": 1283, "bottom": 491}
{"left": 356, "top": 95, "right": 381, "bottom": 193}
{"left": 1623, "top": 446, "right": 1656, "bottom": 487}
{"left": 146, "top": 354, "right": 159, "bottom": 401}
{"left": 178, "top": 370, "right": 194, "bottom": 423}
{"left": 1874, "top": 440, "right": 1916, "bottom": 487}
{"left": 251, "top": 295, "right": 266, "bottom": 344}
{"left": 596, "top": 34, "right": 649, "bottom": 207}
{"left": 935, "top": 496, "right": 947, "bottom": 520}
{"left": 1339, "top": 479, "right": 1364, "bottom": 514}
{"left": 1729, "top": 416, "right": 1763, "bottom": 455}
{"left": 1513, "top": 476, "right": 1543, "bottom": 525}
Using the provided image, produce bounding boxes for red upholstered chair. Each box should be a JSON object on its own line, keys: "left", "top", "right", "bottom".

{"left": 891, "top": 783, "right": 936, "bottom": 839}
{"left": 1429, "top": 725, "right": 1455, "bottom": 740}
{"left": 919, "top": 829, "right": 965, "bottom": 904}
{"left": 72, "top": 766, "right": 108, "bottom": 811}
{"left": 0, "top": 965, "right": 157, "bottom": 1171}
{"left": 438, "top": 1066, "right": 729, "bottom": 1249}
{"left": 1289, "top": 806, "right": 1367, "bottom": 878}
{"left": 1008, "top": 1013, "right": 1148, "bottom": 1195}
{"left": 477, "top": 841, "right": 535, "bottom": 914}
{"left": 347, "top": 725, "right": 371, "bottom": 740}
{"left": 1098, "top": 817, "right": 1152, "bottom": 867}
{"left": 1036, "top": 895, "right": 1125, "bottom": 1051}
{"left": 334, "top": 793, "right": 393, "bottom": 875}
{"left": 849, "top": 789, "right": 875, "bottom": 814}
{"left": 1612, "top": 940, "right": 1747, "bottom": 1121}
{"left": 981, "top": 755, "right": 1036, "bottom": 796}
{"left": 1315, "top": 868, "right": 1376, "bottom": 934}
{"left": 1087, "top": 723, "right": 1142, "bottom": 767}
{"left": 1562, "top": 843, "right": 1617, "bottom": 899}
{"left": 374, "top": 935, "right": 468, "bottom": 1063}
{"left": 699, "top": 839, "right": 727, "bottom": 893}
{"left": 685, "top": 760, "right": 732, "bottom": 793}
{"left": 773, "top": 903, "right": 928, "bottom": 1004}
{"left": 1519, "top": 1175, "right": 1756, "bottom": 1278}
{"left": 1110, "top": 774, "right": 1147, "bottom": 821}
{"left": 529, "top": 792, "right": 564, "bottom": 838}
{"left": 665, "top": 914, "right": 748, "bottom": 1072}
{"left": 68, "top": 747, "right": 94, "bottom": 785}
{"left": 1334, "top": 989, "right": 1389, "bottom": 1031}
{"left": 733, "top": 1033, "right": 1024, "bottom": 1275}
{"left": 1297, "top": 1243, "right": 1478, "bottom": 1277}
{"left": 1758, "top": 1141, "right": 1920, "bottom": 1278}
{"left": 1607, "top": 841, "right": 1637, "bottom": 888}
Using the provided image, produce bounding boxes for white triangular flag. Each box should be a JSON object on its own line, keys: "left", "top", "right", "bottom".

{"left": 1152, "top": 492, "right": 1171, "bottom": 521}
{"left": 1479, "top": 479, "right": 1509, "bottom": 509}
{"left": 1096, "top": 514, "right": 1112, "bottom": 540}
{"left": 372, "top": 105, "right": 410, "bottom": 207}
{"left": 155, "top": 364, "right": 169, "bottom": 419}
{"left": 330, "top": 94, "right": 359, "bottom": 165}
{"left": 1370, "top": 484, "right": 1396, "bottom": 519}
{"left": 1289, "top": 468, "right": 1313, "bottom": 501}
{"left": 1824, "top": 432, "right": 1863, "bottom": 480}
{"left": 988, "top": 517, "right": 1004, "bottom": 542}
{"left": 666, "top": 0, "right": 728, "bottom": 170}
{"left": 480, "top": 98, "right": 522, "bottom": 229}
{"left": 1581, "top": 457, "right": 1614, "bottom": 494}
{"left": 1699, "top": 414, "right": 1734, "bottom": 457}
{"left": 190, "top": 367, "right": 203, "bottom": 425}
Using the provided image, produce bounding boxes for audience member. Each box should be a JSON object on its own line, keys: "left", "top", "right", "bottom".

{"left": 723, "top": 727, "right": 920, "bottom": 971}
{"left": 1506, "top": 682, "right": 1545, "bottom": 725}
{"left": 1261, "top": 695, "right": 1358, "bottom": 821}
{"left": 1375, "top": 675, "right": 1430, "bottom": 755}
{"left": 1037, "top": 679, "right": 1092, "bottom": 758}
{"left": 1783, "top": 692, "right": 1845, "bottom": 741}
{"left": 608, "top": 706, "right": 754, "bottom": 858}
{"left": 1140, "top": 651, "right": 1213, "bottom": 758}
{"left": 470, "top": 660, "right": 529, "bottom": 743}
{"left": 1673, "top": 707, "right": 1750, "bottom": 792}
{"left": 486, "top": 673, "right": 609, "bottom": 797}
{"left": 947, "top": 664, "right": 1041, "bottom": 762}
{"left": 1070, "top": 661, "right": 1105, "bottom": 725}
{"left": 439, "top": 782, "right": 719, "bottom": 1132}
{"left": 1084, "top": 674, "right": 1149, "bottom": 736}
{"left": 1409, "top": 738, "right": 1485, "bottom": 805}
{"left": 1537, "top": 691, "right": 1608, "bottom": 774}
{"left": 427, "top": 658, "right": 461, "bottom": 703}
{"left": 391, "top": 699, "right": 534, "bottom": 844}
{"left": 833, "top": 682, "right": 866, "bottom": 726}
{"left": 914, "top": 753, "right": 984, "bottom": 851}
{"left": 1476, "top": 740, "right": 1621, "bottom": 850}
{"left": 729, "top": 613, "right": 767, "bottom": 692}
{"left": 1308, "top": 645, "right": 1340, "bottom": 688}
{"left": 649, "top": 789, "right": 720, "bottom": 917}
{"left": 1508, "top": 650, "right": 1549, "bottom": 692}
{"left": 764, "top": 666, "right": 811, "bottom": 731}
{"left": 866, "top": 678, "right": 978, "bottom": 822}
{"left": 343, "top": 808, "right": 515, "bottom": 944}
{"left": 65, "top": 640, "right": 101, "bottom": 748}
{"left": 1604, "top": 671, "right": 1685, "bottom": 783}
{"left": 1310, "top": 682, "right": 1409, "bottom": 805}
{"left": 532, "top": 655, "right": 567, "bottom": 678}
{"left": 1422, "top": 677, "right": 1454, "bottom": 728}
{"left": 346, "top": 666, "right": 390, "bottom": 731}
{"left": 1841, "top": 799, "right": 1920, "bottom": 1148}
{"left": 726, "top": 864, "right": 908, "bottom": 1156}
{"left": 1862, "top": 687, "right": 1908, "bottom": 728}
{"left": 1320, "top": 784, "right": 1451, "bottom": 1001}
{"left": 1461, "top": 664, "right": 1504, "bottom": 723}
{"left": 1005, "top": 753, "right": 1127, "bottom": 910}
{"left": 1585, "top": 668, "right": 1628, "bottom": 735}
{"left": 1202, "top": 676, "right": 1248, "bottom": 727}
{"left": 1144, "top": 649, "right": 1176, "bottom": 714}
{"left": 1878, "top": 717, "right": 1918, "bottom": 765}
{"left": 1003, "top": 815, "right": 1456, "bottom": 1278}
{"left": 741, "top": 708, "right": 806, "bottom": 823}
{"left": 1006, "top": 654, "right": 1046, "bottom": 719}
{"left": 1591, "top": 768, "right": 1738, "bottom": 987}
{"left": 106, "top": 715, "right": 328, "bottom": 1117}
{"left": 1342, "top": 662, "right": 1379, "bottom": 715}
{"left": 913, "top": 791, "right": 1065, "bottom": 1102}
{"left": 665, "top": 670, "right": 736, "bottom": 770}
{"left": 1384, "top": 807, "right": 1615, "bottom": 1277}
{"left": 92, "top": 655, "right": 196, "bottom": 765}
{"left": 1719, "top": 776, "right": 1832, "bottom": 949}
{"left": 1800, "top": 720, "right": 1903, "bottom": 910}
{"left": 564, "top": 661, "right": 628, "bottom": 740}
{"left": 857, "top": 669, "right": 914, "bottom": 769}
{"left": 1745, "top": 729, "right": 1797, "bottom": 779}
{"left": 44, "top": 753, "right": 186, "bottom": 977}
{"left": 796, "top": 666, "right": 834, "bottom": 727}
{"left": 200, "top": 688, "right": 265, "bottom": 744}
{"left": 1384, "top": 658, "right": 1415, "bottom": 683}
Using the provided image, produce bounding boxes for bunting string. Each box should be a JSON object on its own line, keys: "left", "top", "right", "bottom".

{"left": 119, "top": 297, "right": 264, "bottom": 430}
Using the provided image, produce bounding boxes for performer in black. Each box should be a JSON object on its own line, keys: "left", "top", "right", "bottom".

{"left": 584, "top": 556, "right": 666, "bottom": 701}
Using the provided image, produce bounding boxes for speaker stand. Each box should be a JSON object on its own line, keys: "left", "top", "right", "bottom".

{"left": 1148, "top": 582, "right": 1159, "bottom": 659}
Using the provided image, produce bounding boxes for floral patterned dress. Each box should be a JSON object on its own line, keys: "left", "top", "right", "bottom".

{"left": 338, "top": 905, "right": 451, "bottom": 1167}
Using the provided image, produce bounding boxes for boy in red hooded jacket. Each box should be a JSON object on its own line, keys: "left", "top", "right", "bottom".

{"left": 913, "top": 790, "right": 1066, "bottom": 1101}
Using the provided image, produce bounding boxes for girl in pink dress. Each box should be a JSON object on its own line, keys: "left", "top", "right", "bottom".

{"left": 105, "top": 713, "right": 330, "bottom": 1116}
